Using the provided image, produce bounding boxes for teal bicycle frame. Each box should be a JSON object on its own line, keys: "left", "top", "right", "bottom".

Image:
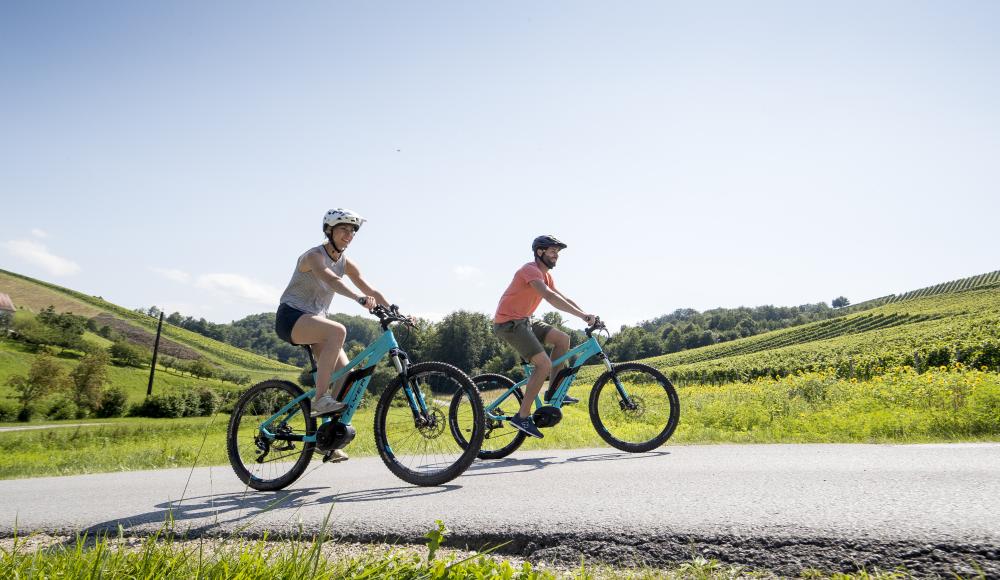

{"left": 483, "top": 333, "right": 625, "bottom": 422}
{"left": 259, "top": 328, "right": 428, "bottom": 444}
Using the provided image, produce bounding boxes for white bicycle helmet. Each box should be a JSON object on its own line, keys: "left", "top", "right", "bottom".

{"left": 322, "top": 208, "right": 366, "bottom": 235}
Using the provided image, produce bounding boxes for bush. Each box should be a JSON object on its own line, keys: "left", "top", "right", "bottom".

{"left": 0, "top": 399, "right": 18, "bottom": 422}
{"left": 46, "top": 396, "right": 83, "bottom": 421}
{"left": 130, "top": 393, "right": 187, "bottom": 418}
{"left": 195, "top": 387, "right": 221, "bottom": 415}
{"left": 217, "top": 387, "right": 245, "bottom": 414}
{"left": 129, "top": 387, "right": 221, "bottom": 418}
{"left": 95, "top": 387, "right": 129, "bottom": 418}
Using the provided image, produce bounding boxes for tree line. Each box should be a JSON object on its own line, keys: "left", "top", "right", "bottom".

{"left": 138, "top": 298, "right": 852, "bottom": 379}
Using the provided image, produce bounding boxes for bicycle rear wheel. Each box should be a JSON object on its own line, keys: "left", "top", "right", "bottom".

{"left": 374, "top": 362, "right": 484, "bottom": 486}
{"left": 462, "top": 373, "right": 526, "bottom": 460}
{"left": 227, "top": 380, "right": 316, "bottom": 491}
{"left": 589, "top": 363, "right": 680, "bottom": 453}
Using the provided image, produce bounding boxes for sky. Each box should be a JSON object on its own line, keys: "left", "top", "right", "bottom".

{"left": 2, "top": 1, "right": 999, "bottom": 331}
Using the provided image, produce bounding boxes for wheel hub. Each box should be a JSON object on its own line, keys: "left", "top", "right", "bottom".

{"left": 620, "top": 395, "right": 646, "bottom": 418}
{"left": 417, "top": 407, "right": 446, "bottom": 439}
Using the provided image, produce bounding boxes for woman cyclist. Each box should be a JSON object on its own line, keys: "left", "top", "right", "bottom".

{"left": 274, "top": 209, "right": 395, "bottom": 437}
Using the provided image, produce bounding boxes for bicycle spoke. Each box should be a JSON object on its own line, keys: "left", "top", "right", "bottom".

{"left": 375, "top": 362, "right": 484, "bottom": 486}
{"left": 227, "top": 380, "right": 316, "bottom": 491}
{"left": 590, "top": 363, "right": 680, "bottom": 453}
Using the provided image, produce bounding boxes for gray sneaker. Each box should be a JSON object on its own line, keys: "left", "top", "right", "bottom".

{"left": 321, "top": 448, "right": 349, "bottom": 463}
{"left": 509, "top": 414, "right": 544, "bottom": 439}
{"left": 310, "top": 395, "right": 346, "bottom": 417}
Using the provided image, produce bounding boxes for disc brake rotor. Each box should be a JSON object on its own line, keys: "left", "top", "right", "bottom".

{"left": 418, "top": 407, "right": 447, "bottom": 439}
{"left": 620, "top": 394, "right": 646, "bottom": 419}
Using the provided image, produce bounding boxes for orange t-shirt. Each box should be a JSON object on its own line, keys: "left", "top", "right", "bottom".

{"left": 493, "top": 262, "right": 554, "bottom": 324}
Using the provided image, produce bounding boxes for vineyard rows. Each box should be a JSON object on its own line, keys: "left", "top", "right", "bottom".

{"left": 838, "top": 270, "right": 1000, "bottom": 313}
{"left": 636, "top": 286, "right": 1000, "bottom": 386}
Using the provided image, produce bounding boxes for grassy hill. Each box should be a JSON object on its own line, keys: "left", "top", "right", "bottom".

{"left": 628, "top": 280, "right": 1000, "bottom": 386}
{"left": 0, "top": 269, "right": 299, "bottom": 403}
{"left": 1, "top": 269, "right": 296, "bottom": 373}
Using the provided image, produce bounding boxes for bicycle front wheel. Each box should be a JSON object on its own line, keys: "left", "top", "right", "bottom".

{"left": 589, "top": 363, "right": 680, "bottom": 453}
{"left": 227, "top": 379, "right": 316, "bottom": 491}
{"left": 374, "top": 362, "right": 485, "bottom": 486}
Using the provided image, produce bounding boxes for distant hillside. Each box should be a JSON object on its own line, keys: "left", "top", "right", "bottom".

{"left": 0, "top": 269, "right": 298, "bottom": 378}
{"left": 836, "top": 270, "right": 1000, "bottom": 313}
{"left": 632, "top": 283, "right": 1000, "bottom": 386}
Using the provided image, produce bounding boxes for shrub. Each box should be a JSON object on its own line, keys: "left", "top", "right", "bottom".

{"left": 129, "top": 387, "right": 221, "bottom": 418}
{"left": 95, "top": 387, "right": 129, "bottom": 418}
{"left": 46, "top": 396, "right": 83, "bottom": 421}
{"left": 0, "top": 399, "right": 18, "bottom": 422}
{"left": 130, "top": 393, "right": 187, "bottom": 418}
{"left": 217, "top": 388, "right": 245, "bottom": 414}
{"left": 195, "top": 387, "right": 220, "bottom": 415}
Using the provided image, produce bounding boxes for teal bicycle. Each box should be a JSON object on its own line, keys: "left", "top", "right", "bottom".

{"left": 227, "top": 305, "right": 485, "bottom": 490}
{"left": 454, "top": 318, "right": 679, "bottom": 459}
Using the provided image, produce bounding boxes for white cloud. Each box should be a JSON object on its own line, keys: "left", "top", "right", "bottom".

{"left": 196, "top": 273, "right": 281, "bottom": 305}
{"left": 30, "top": 229, "right": 48, "bottom": 239}
{"left": 2, "top": 239, "right": 80, "bottom": 276}
{"left": 148, "top": 266, "right": 192, "bottom": 284}
{"left": 410, "top": 310, "right": 446, "bottom": 323}
{"left": 453, "top": 265, "right": 483, "bottom": 282}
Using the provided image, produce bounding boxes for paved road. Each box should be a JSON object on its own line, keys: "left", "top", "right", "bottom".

{"left": 1, "top": 444, "right": 997, "bottom": 575}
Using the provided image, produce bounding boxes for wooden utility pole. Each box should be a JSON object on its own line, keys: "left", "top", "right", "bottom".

{"left": 147, "top": 312, "right": 164, "bottom": 396}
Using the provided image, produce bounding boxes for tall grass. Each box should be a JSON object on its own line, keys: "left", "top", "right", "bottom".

{"left": 676, "top": 363, "right": 1000, "bottom": 443}
{"left": 2, "top": 366, "right": 998, "bottom": 480}
{"left": 0, "top": 527, "right": 930, "bottom": 579}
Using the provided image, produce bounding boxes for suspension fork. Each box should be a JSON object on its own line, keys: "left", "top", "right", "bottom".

{"left": 601, "top": 352, "right": 637, "bottom": 409}
{"left": 392, "top": 349, "right": 430, "bottom": 422}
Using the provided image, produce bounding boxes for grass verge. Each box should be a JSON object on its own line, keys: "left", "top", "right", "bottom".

{"left": 0, "top": 527, "right": 946, "bottom": 579}
{"left": 1, "top": 366, "right": 998, "bottom": 480}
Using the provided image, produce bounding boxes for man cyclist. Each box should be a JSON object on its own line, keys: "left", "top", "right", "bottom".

{"left": 274, "top": 209, "right": 396, "bottom": 460}
{"left": 493, "top": 235, "right": 597, "bottom": 439}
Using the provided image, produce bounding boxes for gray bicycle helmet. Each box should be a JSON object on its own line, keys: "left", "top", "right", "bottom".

{"left": 531, "top": 235, "right": 567, "bottom": 253}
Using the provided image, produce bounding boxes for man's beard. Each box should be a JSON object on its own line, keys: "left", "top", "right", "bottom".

{"left": 541, "top": 255, "right": 557, "bottom": 269}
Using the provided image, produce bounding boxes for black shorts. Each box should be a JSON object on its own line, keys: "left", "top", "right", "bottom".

{"left": 275, "top": 303, "right": 308, "bottom": 345}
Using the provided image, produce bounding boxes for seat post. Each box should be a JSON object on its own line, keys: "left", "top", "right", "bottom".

{"left": 303, "top": 345, "right": 318, "bottom": 374}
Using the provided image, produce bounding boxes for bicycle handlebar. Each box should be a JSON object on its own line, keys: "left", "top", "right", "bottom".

{"left": 371, "top": 304, "right": 416, "bottom": 330}
{"left": 585, "top": 316, "right": 607, "bottom": 338}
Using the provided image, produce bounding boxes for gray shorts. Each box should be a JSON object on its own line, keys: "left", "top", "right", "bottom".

{"left": 493, "top": 318, "right": 554, "bottom": 360}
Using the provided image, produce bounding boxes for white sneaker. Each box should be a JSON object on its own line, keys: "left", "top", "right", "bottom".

{"left": 310, "top": 395, "right": 346, "bottom": 417}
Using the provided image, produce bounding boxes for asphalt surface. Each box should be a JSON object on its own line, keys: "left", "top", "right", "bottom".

{"left": 1, "top": 443, "right": 997, "bottom": 576}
